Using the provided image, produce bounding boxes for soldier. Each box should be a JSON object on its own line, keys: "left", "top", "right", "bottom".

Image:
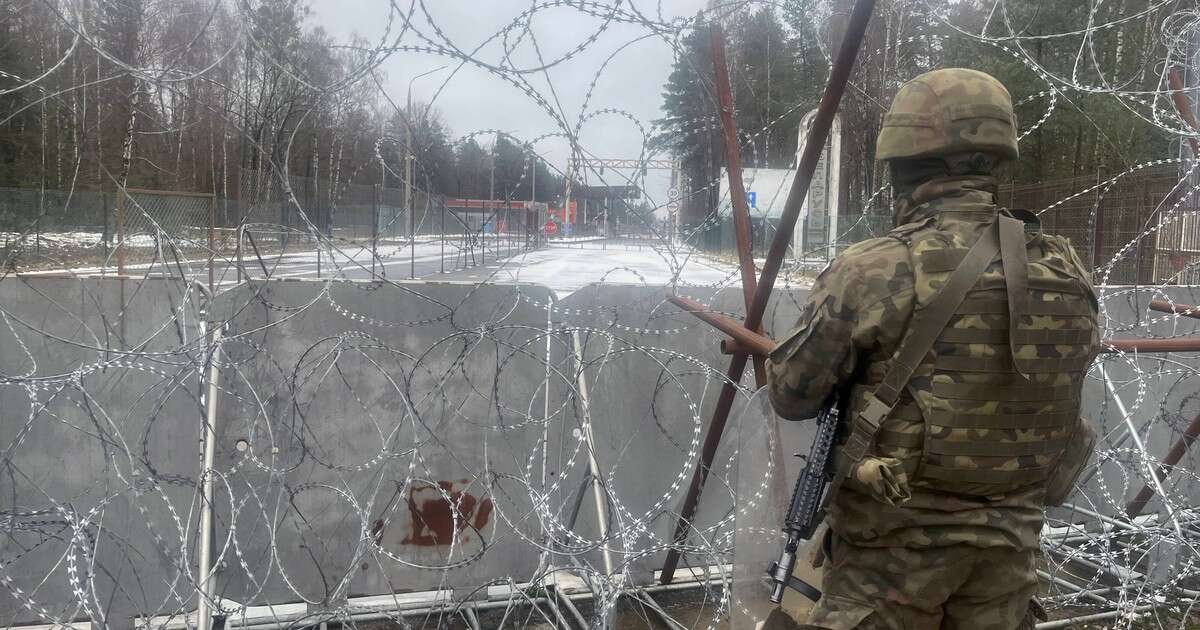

{"left": 765, "top": 68, "right": 1100, "bottom": 629}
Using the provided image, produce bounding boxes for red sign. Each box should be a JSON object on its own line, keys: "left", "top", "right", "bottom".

{"left": 543, "top": 221, "right": 558, "bottom": 235}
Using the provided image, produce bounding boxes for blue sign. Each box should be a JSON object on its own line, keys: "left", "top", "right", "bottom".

{"left": 746, "top": 191, "right": 757, "bottom": 208}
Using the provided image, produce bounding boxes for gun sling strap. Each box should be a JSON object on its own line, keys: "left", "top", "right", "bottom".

{"left": 829, "top": 213, "right": 1029, "bottom": 498}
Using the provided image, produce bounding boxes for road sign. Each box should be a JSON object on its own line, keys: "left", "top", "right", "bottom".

{"left": 668, "top": 187, "right": 680, "bottom": 200}
{"left": 544, "top": 220, "right": 558, "bottom": 235}
{"left": 746, "top": 191, "right": 757, "bottom": 208}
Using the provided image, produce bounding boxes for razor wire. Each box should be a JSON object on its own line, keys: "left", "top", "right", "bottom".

{"left": 3, "top": 0, "right": 1200, "bottom": 628}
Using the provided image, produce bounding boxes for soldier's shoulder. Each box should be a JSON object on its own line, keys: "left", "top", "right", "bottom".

{"left": 887, "top": 216, "right": 936, "bottom": 242}
{"left": 837, "top": 234, "right": 912, "bottom": 264}
{"left": 1041, "top": 232, "right": 1079, "bottom": 253}
{"left": 827, "top": 235, "right": 915, "bottom": 289}
{"left": 1040, "top": 233, "right": 1090, "bottom": 271}
{"left": 1039, "top": 232, "right": 1098, "bottom": 301}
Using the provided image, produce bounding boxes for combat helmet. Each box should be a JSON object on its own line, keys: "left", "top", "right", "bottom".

{"left": 876, "top": 68, "right": 1018, "bottom": 161}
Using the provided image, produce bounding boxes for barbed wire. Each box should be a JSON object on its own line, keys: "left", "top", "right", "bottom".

{"left": 3, "top": 0, "right": 1200, "bottom": 628}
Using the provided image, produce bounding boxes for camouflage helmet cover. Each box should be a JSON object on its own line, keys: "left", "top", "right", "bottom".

{"left": 876, "top": 68, "right": 1019, "bottom": 161}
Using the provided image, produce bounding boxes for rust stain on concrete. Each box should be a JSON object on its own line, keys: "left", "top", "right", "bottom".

{"left": 401, "top": 480, "right": 493, "bottom": 546}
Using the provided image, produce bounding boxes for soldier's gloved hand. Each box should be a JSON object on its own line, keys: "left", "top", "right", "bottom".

{"left": 851, "top": 457, "right": 912, "bottom": 506}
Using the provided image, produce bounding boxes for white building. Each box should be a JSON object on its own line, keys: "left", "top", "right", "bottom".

{"left": 716, "top": 111, "right": 842, "bottom": 260}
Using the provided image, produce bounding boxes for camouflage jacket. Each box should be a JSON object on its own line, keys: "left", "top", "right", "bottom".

{"left": 765, "top": 176, "right": 1098, "bottom": 550}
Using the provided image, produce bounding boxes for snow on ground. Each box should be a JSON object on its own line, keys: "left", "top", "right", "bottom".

{"left": 470, "top": 242, "right": 739, "bottom": 297}
{"left": 1, "top": 231, "right": 161, "bottom": 248}
{"left": 19, "top": 234, "right": 764, "bottom": 300}
{"left": 20, "top": 234, "right": 498, "bottom": 276}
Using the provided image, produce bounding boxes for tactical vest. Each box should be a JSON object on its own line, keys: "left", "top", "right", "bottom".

{"left": 837, "top": 209, "right": 1099, "bottom": 499}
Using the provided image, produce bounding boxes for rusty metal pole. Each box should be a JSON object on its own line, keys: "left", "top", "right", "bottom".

{"left": 709, "top": 22, "right": 767, "bottom": 386}
{"left": 1103, "top": 338, "right": 1200, "bottom": 353}
{"left": 714, "top": 333, "right": 1200, "bottom": 358}
{"left": 1126, "top": 410, "right": 1200, "bottom": 518}
{"left": 659, "top": 0, "right": 876, "bottom": 585}
{"left": 1150, "top": 299, "right": 1200, "bottom": 320}
{"left": 668, "top": 295, "right": 776, "bottom": 356}
{"left": 1169, "top": 67, "right": 1200, "bottom": 155}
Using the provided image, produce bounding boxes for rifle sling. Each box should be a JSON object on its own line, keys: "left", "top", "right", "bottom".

{"left": 998, "top": 214, "right": 1030, "bottom": 377}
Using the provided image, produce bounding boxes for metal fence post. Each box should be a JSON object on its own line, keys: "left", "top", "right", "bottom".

{"left": 440, "top": 197, "right": 445, "bottom": 274}
{"left": 1092, "top": 169, "right": 1104, "bottom": 269}
{"left": 208, "top": 194, "right": 216, "bottom": 293}
{"left": 197, "top": 322, "right": 222, "bottom": 630}
{"left": 409, "top": 193, "right": 416, "bottom": 279}
{"left": 316, "top": 188, "right": 321, "bottom": 280}
{"left": 235, "top": 193, "right": 242, "bottom": 285}
{"left": 372, "top": 184, "right": 379, "bottom": 278}
{"left": 314, "top": 179, "right": 320, "bottom": 280}
{"left": 116, "top": 187, "right": 126, "bottom": 276}
{"left": 101, "top": 192, "right": 110, "bottom": 269}
{"left": 114, "top": 187, "right": 127, "bottom": 348}
{"left": 279, "top": 183, "right": 289, "bottom": 252}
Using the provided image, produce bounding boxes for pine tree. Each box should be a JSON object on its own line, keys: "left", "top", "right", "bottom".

{"left": 732, "top": 7, "right": 804, "bottom": 168}
{"left": 652, "top": 13, "right": 722, "bottom": 227}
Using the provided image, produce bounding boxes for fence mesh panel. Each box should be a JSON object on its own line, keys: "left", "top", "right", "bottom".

{"left": 690, "top": 166, "right": 1194, "bottom": 286}
{"left": 120, "top": 190, "right": 215, "bottom": 257}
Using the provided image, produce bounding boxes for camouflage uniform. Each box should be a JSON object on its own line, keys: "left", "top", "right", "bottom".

{"left": 765, "top": 69, "right": 1100, "bottom": 630}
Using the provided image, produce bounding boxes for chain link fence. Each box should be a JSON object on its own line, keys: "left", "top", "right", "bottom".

{"left": 0, "top": 170, "right": 548, "bottom": 280}
{"left": 4, "top": 166, "right": 1190, "bottom": 287}
{"left": 998, "top": 166, "right": 1192, "bottom": 286}
{"left": 0, "top": 187, "right": 113, "bottom": 266}
{"left": 691, "top": 166, "right": 1195, "bottom": 286}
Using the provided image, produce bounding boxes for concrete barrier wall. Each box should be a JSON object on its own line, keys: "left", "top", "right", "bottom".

{"left": 0, "top": 277, "right": 206, "bottom": 626}
{"left": 208, "top": 279, "right": 569, "bottom": 606}
{"left": 8, "top": 276, "right": 1200, "bottom": 623}
{"left": 553, "top": 284, "right": 811, "bottom": 574}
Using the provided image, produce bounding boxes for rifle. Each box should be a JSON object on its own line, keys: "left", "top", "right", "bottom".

{"left": 765, "top": 402, "right": 841, "bottom": 603}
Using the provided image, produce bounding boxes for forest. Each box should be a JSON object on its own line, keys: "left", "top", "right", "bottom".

{"left": 0, "top": 0, "right": 1181, "bottom": 224}
{"left": 0, "top": 0, "right": 563, "bottom": 206}
{"left": 655, "top": 0, "right": 1177, "bottom": 224}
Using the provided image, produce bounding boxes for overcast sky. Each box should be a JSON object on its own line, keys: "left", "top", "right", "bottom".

{"left": 311, "top": 0, "right": 712, "bottom": 207}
